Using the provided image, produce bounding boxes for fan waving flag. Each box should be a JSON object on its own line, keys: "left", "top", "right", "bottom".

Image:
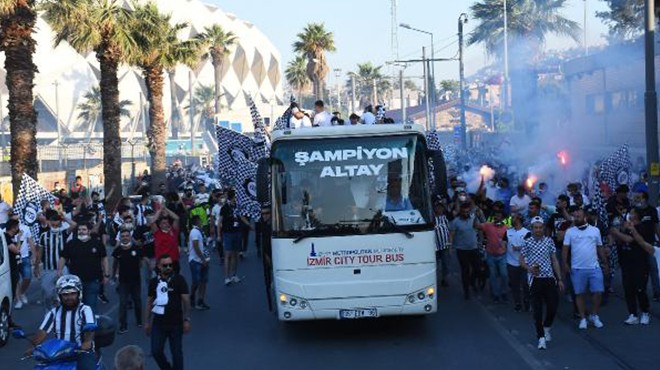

{"left": 14, "top": 174, "right": 56, "bottom": 239}
{"left": 247, "top": 96, "right": 270, "bottom": 160}
{"left": 273, "top": 96, "right": 296, "bottom": 131}
{"left": 599, "top": 144, "right": 632, "bottom": 193}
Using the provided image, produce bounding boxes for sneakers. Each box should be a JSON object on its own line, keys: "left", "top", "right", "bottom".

{"left": 196, "top": 301, "right": 211, "bottom": 310}
{"left": 640, "top": 312, "right": 651, "bottom": 325}
{"left": 20, "top": 294, "right": 28, "bottom": 305}
{"left": 624, "top": 314, "right": 640, "bottom": 325}
{"left": 578, "top": 318, "right": 588, "bottom": 329}
{"left": 118, "top": 326, "right": 128, "bottom": 334}
{"left": 231, "top": 276, "right": 242, "bottom": 284}
{"left": 589, "top": 314, "right": 604, "bottom": 328}
{"left": 543, "top": 327, "right": 552, "bottom": 342}
{"left": 224, "top": 277, "right": 232, "bottom": 286}
{"left": 14, "top": 299, "right": 23, "bottom": 310}
{"left": 537, "top": 337, "right": 547, "bottom": 350}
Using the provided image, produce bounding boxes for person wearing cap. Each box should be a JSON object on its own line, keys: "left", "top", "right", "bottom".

{"left": 563, "top": 206, "right": 609, "bottom": 330}
{"left": 505, "top": 213, "right": 530, "bottom": 312}
{"left": 520, "top": 215, "right": 564, "bottom": 350}
{"left": 289, "top": 106, "right": 312, "bottom": 129}
{"left": 433, "top": 199, "right": 451, "bottom": 287}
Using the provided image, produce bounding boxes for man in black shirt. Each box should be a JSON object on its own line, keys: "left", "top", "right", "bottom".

{"left": 58, "top": 223, "right": 109, "bottom": 313}
{"left": 113, "top": 229, "right": 145, "bottom": 333}
{"left": 633, "top": 190, "right": 660, "bottom": 300}
{"left": 4, "top": 219, "right": 22, "bottom": 328}
{"left": 219, "top": 189, "right": 251, "bottom": 286}
{"left": 145, "top": 254, "right": 191, "bottom": 370}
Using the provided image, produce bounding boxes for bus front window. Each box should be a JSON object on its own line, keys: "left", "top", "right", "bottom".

{"left": 271, "top": 135, "right": 433, "bottom": 238}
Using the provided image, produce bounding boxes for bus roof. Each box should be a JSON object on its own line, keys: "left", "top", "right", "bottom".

{"left": 270, "top": 124, "right": 427, "bottom": 143}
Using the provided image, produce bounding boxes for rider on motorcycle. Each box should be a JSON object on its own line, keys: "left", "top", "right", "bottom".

{"left": 26, "top": 274, "right": 97, "bottom": 370}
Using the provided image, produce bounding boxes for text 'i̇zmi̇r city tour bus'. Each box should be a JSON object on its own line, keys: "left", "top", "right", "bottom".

{"left": 258, "top": 123, "right": 446, "bottom": 321}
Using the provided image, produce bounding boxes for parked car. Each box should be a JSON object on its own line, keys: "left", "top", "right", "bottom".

{"left": 0, "top": 232, "right": 13, "bottom": 346}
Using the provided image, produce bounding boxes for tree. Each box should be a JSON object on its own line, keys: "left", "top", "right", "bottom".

{"left": 0, "top": 0, "right": 38, "bottom": 200}
{"left": 438, "top": 79, "right": 459, "bottom": 101}
{"left": 184, "top": 84, "right": 216, "bottom": 136}
{"left": 347, "top": 62, "right": 390, "bottom": 109}
{"left": 196, "top": 24, "right": 237, "bottom": 115}
{"left": 293, "top": 22, "right": 336, "bottom": 101}
{"left": 43, "top": 0, "right": 138, "bottom": 208}
{"left": 596, "top": 0, "right": 644, "bottom": 41}
{"left": 468, "top": 0, "right": 580, "bottom": 61}
{"left": 285, "top": 55, "right": 310, "bottom": 102}
{"left": 128, "top": 2, "right": 201, "bottom": 194}
{"left": 404, "top": 80, "right": 419, "bottom": 92}
{"left": 76, "top": 86, "right": 132, "bottom": 135}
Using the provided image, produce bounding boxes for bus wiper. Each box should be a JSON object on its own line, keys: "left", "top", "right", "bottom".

{"left": 368, "top": 209, "right": 414, "bottom": 239}
{"left": 293, "top": 223, "right": 361, "bottom": 243}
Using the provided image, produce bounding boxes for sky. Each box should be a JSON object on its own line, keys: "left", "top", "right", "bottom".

{"left": 209, "top": 0, "right": 611, "bottom": 87}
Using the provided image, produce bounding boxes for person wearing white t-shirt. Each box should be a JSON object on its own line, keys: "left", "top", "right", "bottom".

{"left": 504, "top": 213, "right": 530, "bottom": 312}
{"left": 289, "top": 107, "right": 312, "bottom": 129}
{"left": 313, "top": 100, "right": 332, "bottom": 127}
{"left": 510, "top": 185, "right": 532, "bottom": 214}
{"left": 563, "top": 207, "right": 609, "bottom": 330}
{"left": 361, "top": 105, "right": 376, "bottom": 125}
{"left": 14, "top": 222, "right": 36, "bottom": 309}
{"left": 188, "top": 215, "right": 209, "bottom": 310}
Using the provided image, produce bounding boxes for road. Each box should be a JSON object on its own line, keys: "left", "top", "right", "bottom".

{"left": 1, "top": 247, "right": 659, "bottom": 370}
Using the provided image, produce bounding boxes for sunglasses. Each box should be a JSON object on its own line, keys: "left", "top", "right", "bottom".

{"left": 161, "top": 263, "right": 173, "bottom": 268}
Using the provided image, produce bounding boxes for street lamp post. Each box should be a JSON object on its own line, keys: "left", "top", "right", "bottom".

{"left": 127, "top": 139, "right": 137, "bottom": 187}
{"left": 644, "top": 0, "right": 659, "bottom": 205}
{"left": 458, "top": 13, "right": 469, "bottom": 152}
{"left": 400, "top": 23, "right": 436, "bottom": 128}
{"left": 333, "top": 68, "right": 342, "bottom": 113}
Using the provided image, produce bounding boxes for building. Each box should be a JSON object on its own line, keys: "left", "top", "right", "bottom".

{"left": 0, "top": 0, "right": 284, "bottom": 146}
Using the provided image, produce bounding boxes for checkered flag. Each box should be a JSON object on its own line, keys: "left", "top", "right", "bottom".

{"left": 273, "top": 96, "right": 296, "bottom": 131}
{"left": 246, "top": 96, "right": 270, "bottom": 160}
{"left": 426, "top": 130, "right": 441, "bottom": 151}
{"left": 599, "top": 144, "right": 632, "bottom": 193}
{"left": 14, "top": 174, "right": 56, "bottom": 239}
{"left": 591, "top": 169, "right": 609, "bottom": 228}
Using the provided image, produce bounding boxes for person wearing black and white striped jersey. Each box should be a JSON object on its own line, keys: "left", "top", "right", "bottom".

{"left": 38, "top": 212, "right": 77, "bottom": 308}
{"left": 27, "top": 274, "right": 97, "bottom": 370}
{"left": 134, "top": 194, "right": 153, "bottom": 227}
{"left": 520, "top": 216, "right": 564, "bottom": 350}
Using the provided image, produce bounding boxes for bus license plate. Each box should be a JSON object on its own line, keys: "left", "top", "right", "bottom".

{"left": 339, "top": 309, "right": 377, "bottom": 319}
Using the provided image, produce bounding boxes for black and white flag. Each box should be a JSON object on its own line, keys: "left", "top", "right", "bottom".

{"left": 13, "top": 174, "right": 56, "bottom": 238}
{"left": 273, "top": 96, "right": 296, "bottom": 131}
{"left": 599, "top": 144, "right": 632, "bottom": 192}
{"left": 247, "top": 96, "right": 270, "bottom": 160}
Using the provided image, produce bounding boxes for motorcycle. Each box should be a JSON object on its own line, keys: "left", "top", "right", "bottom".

{"left": 12, "top": 315, "right": 115, "bottom": 370}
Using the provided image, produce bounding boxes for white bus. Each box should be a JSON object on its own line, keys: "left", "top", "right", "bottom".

{"left": 259, "top": 123, "right": 442, "bottom": 321}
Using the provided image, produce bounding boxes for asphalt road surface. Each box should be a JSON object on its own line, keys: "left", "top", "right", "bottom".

{"left": 1, "top": 246, "right": 659, "bottom": 370}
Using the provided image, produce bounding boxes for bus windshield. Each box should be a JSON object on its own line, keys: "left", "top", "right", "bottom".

{"left": 271, "top": 134, "right": 433, "bottom": 238}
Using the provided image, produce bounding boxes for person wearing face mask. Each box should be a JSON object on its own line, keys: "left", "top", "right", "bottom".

{"left": 113, "top": 229, "right": 146, "bottom": 334}
{"left": 38, "top": 213, "right": 77, "bottom": 308}
{"left": 58, "top": 223, "right": 109, "bottom": 313}
{"left": 632, "top": 190, "right": 660, "bottom": 301}
{"left": 562, "top": 207, "right": 609, "bottom": 330}
{"left": 476, "top": 209, "right": 510, "bottom": 302}
{"left": 520, "top": 216, "right": 564, "bottom": 350}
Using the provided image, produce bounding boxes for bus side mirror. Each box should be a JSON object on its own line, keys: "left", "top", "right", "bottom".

{"left": 256, "top": 158, "right": 271, "bottom": 204}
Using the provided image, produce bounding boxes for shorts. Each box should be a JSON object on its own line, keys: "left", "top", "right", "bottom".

{"left": 19, "top": 257, "right": 32, "bottom": 279}
{"left": 189, "top": 260, "right": 209, "bottom": 284}
{"left": 571, "top": 268, "right": 604, "bottom": 295}
{"left": 222, "top": 231, "right": 242, "bottom": 253}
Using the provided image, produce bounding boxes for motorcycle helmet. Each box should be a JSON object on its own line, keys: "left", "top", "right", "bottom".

{"left": 56, "top": 274, "right": 83, "bottom": 300}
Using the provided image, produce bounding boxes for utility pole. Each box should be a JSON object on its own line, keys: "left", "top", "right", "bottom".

{"left": 189, "top": 70, "right": 195, "bottom": 161}
{"left": 459, "top": 13, "right": 468, "bottom": 151}
{"left": 422, "top": 47, "right": 431, "bottom": 130}
{"left": 399, "top": 69, "right": 406, "bottom": 123}
{"left": 334, "top": 68, "right": 342, "bottom": 112}
{"left": 54, "top": 80, "right": 62, "bottom": 167}
{"left": 645, "top": 0, "right": 659, "bottom": 205}
{"left": 351, "top": 74, "right": 356, "bottom": 113}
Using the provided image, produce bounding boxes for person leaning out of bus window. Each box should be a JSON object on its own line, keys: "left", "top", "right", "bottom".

{"left": 385, "top": 174, "right": 413, "bottom": 212}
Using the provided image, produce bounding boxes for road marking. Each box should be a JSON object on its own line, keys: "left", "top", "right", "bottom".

{"left": 475, "top": 301, "right": 548, "bottom": 370}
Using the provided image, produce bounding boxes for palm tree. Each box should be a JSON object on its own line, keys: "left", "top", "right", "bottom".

{"left": 347, "top": 63, "right": 390, "bottom": 109}
{"left": 0, "top": 0, "right": 38, "bottom": 199}
{"left": 43, "top": 0, "right": 138, "bottom": 208}
{"left": 196, "top": 24, "right": 237, "bottom": 115}
{"left": 285, "top": 55, "right": 310, "bottom": 102}
{"left": 128, "top": 2, "right": 201, "bottom": 194}
{"left": 293, "top": 23, "right": 336, "bottom": 101}
{"left": 468, "top": 0, "right": 580, "bottom": 61}
{"left": 76, "top": 86, "right": 132, "bottom": 134}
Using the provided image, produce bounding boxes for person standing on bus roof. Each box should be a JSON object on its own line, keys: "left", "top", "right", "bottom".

{"left": 313, "top": 100, "right": 332, "bottom": 127}
{"left": 361, "top": 105, "right": 376, "bottom": 125}
{"left": 289, "top": 107, "right": 312, "bottom": 129}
